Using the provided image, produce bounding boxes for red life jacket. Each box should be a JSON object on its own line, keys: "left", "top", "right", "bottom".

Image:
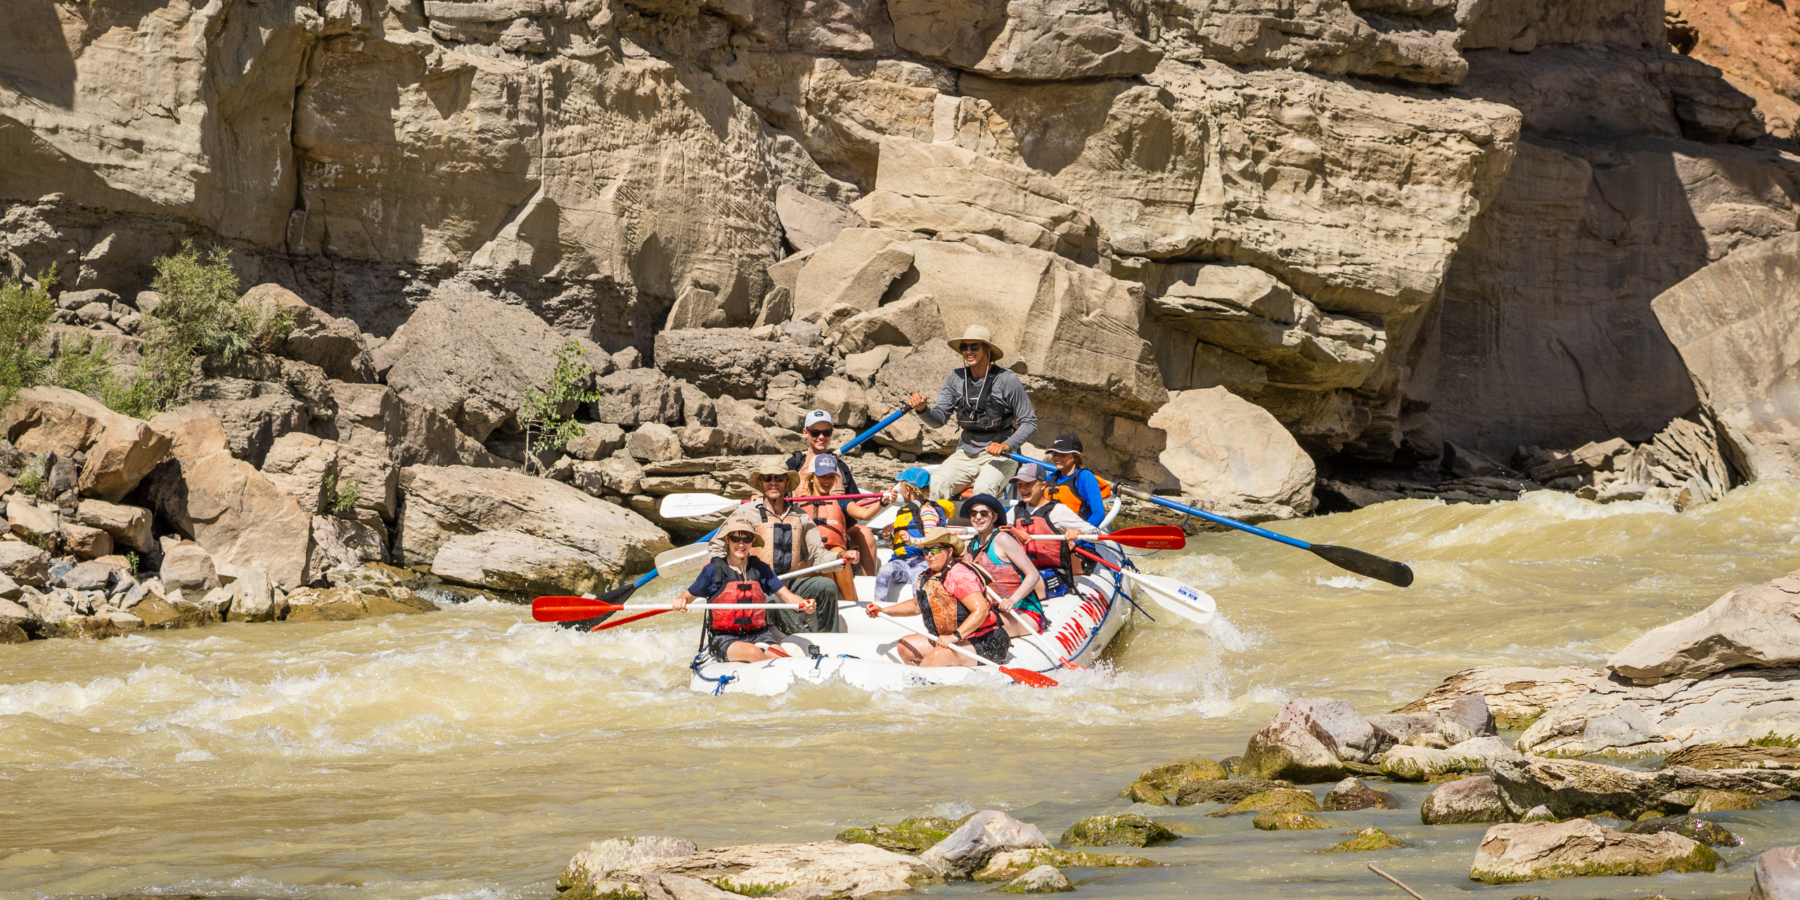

{"left": 1008, "top": 501, "right": 1065, "bottom": 570}
{"left": 708, "top": 576, "right": 768, "bottom": 634}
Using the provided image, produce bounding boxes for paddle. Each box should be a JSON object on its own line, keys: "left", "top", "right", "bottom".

{"left": 1074, "top": 547, "right": 1215, "bottom": 627}
{"left": 660, "top": 492, "right": 882, "bottom": 519}
{"left": 1019, "top": 525, "right": 1186, "bottom": 550}
{"left": 985, "top": 589, "right": 1086, "bottom": 671}
{"left": 534, "top": 559, "right": 846, "bottom": 623}
{"left": 839, "top": 406, "right": 909, "bottom": 454}
{"left": 869, "top": 607, "right": 1057, "bottom": 688}
{"left": 1009, "top": 451, "right": 1413, "bottom": 587}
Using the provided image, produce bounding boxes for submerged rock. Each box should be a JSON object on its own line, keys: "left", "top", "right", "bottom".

{"left": 1212, "top": 789, "right": 1319, "bottom": 818}
{"left": 1058, "top": 814, "right": 1177, "bottom": 848}
{"left": 1468, "top": 820, "right": 1719, "bottom": 884}
{"left": 920, "top": 810, "right": 1049, "bottom": 879}
{"left": 1690, "top": 789, "right": 1763, "bottom": 812}
{"left": 1420, "top": 775, "right": 1510, "bottom": 826}
{"left": 1321, "top": 827, "right": 1406, "bottom": 853}
{"left": 1123, "top": 757, "right": 1227, "bottom": 806}
{"left": 283, "top": 586, "right": 437, "bottom": 622}
{"left": 972, "top": 849, "right": 1156, "bottom": 883}
{"left": 999, "top": 865, "right": 1073, "bottom": 894}
{"left": 1621, "top": 816, "right": 1742, "bottom": 847}
{"left": 1252, "top": 812, "right": 1326, "bottom": 831}
{"left": 1322, "top": 777, "right": 1400, "bottom": 811}
{"left": 1175, "top": 778, "right": 1290, "bottom": 806}
{"left": 836, "top": 816, "right": 968, "bottom": 854}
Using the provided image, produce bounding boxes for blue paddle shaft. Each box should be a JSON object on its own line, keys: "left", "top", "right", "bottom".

{"left": 1009, "top": 452, "right": 1312, "bottom": 551}
{"left": 636, "top": 524, "right": 725, "bottom": 587}
{"left": 840, "top": 405, "right": 909, "bottom": 454}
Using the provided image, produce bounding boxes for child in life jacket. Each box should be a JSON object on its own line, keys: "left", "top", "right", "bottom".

{"left": 1046, "top": 433, "right": 1109, "bottom": 528}
{"left": 798, "top": 454, "right": 880, "bottom": 576}
{"left": 871, "top": 467, "right": 953, "bottom": 602}
{"left": 866, "top": 528, "right": 1009, "bottom": 666}
{"left": 673, "top": 518, "right": 814, "bottom": 662}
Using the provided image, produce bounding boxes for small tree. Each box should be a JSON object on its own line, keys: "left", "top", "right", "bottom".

{"left": 0, "top": 269, "right": 56, "bottom": 410}
{"left": 518, "top": 341, "right": 601, "bottom": 474}
{"left": 138, "top": 241, "right": 293, "bottom": 410}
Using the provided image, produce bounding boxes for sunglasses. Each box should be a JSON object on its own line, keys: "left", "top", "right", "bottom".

{"left": 726, "top": 534, "right": 755, "bottom": 544}
{"left": 925, "top": 545, "right": 952, "bottom": 554}
{"left": 959, "top": 343, "right": 985, "bottom": 353}
{"left": 807, "top": 428, "right": 833, "bottom": 437}
{"left": 968, "top": 508, "right": 996, "bottom": 518}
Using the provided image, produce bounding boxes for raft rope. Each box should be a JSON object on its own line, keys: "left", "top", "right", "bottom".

{"left": 1109, "top": 554, "right": 1155, "bottom": 622}
{"left": 691, "top": 629, "right": 738, "bottom": 696}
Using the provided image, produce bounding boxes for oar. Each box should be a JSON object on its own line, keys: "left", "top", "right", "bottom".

{"left": 1009, "top": 451, "right": 1413, "bottom": 587}
{"left": 869, "top": 608, "right": 1057, "bottom": 688}
{"left": 1020, "top": 525, "right": 1186, "bottom": 550}
{"left": 660, "top": 492, "right": 883, "bottom": 519}
{"left": 839, "top": 406, "right": 908, "bottom": 454}
{"left": 552, "top": 518, "right": 737, "bottom": 631}
{"left": 1074, "top": 547, "right": 1215, "bottom": 627}
{"left": 534, "top": 559, "right": 847, "bottom": 623}
{"left": 985, "top": 588, "right": 1086, "bottom": 671}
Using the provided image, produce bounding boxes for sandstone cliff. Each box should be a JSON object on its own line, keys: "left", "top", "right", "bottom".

{"left": 2, "top": 0, "right": 1793, "bottom": 481}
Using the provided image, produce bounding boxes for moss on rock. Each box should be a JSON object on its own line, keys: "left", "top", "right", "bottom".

{"left": 973, "top": 848, "right": 1159, "bottom": 882}
{"left": 1059, "top": 813, "right": 1179, "bottom": 848}
{"left": 1210, "top": 788, "right": 1320, "bottom": 818}
{"left": 835, "top": 815, "right": 969, "bottom": 853}
{"left": 1252, "top": 812, "right": 1327, "bottom": 831}
{"left": 1320, "top": 827, "right": 1406, "bottom": 853}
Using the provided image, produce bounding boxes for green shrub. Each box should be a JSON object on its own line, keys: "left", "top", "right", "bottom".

{"left": 323, "top": 472, "right": 363, "bottom": 516}
{"left": 0, "top": 269, "right": 56, "bottom": 410}
{"left": 518, "top": 341, "right": 601, "bottom": 474}
{"left": 138, "top": 241, "right": 293, "bottom": 411}
{"left": 15, "top": 453, "right": 48, "bottom": 498}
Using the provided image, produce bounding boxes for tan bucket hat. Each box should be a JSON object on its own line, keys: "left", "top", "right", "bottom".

{"left": 748, "top": 459, "right": 798, "bottom": 493}
{"left": 917, "top": 527, "right": 965, "bottom": 555}
{"left": 719, "top": 515, "right": 766, "bottom": 548}
{"left": 946, "top": 325, "right": 1005, "bottom": 362}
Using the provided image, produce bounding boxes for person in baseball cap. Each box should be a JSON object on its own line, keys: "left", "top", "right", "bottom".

{"left": 1045, "top": 433, "right": 1108, "bottom": 527}
{"left": 788, "top": 408, "right": 861, "bottom": 497}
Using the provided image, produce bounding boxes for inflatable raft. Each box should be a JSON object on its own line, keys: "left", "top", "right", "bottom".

{"left": 686, "top": 497, "right": 1137, "bottom": 695}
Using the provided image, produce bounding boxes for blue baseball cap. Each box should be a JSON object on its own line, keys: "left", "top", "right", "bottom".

{"left": 811, "top": 454, "right": 841, "bottom": 477}
{"left": 897, "top": 467, "right": 930, "bottom": 489}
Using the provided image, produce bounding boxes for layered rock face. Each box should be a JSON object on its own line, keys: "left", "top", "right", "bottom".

{"left": 2, "top": 0, "right": 1791, "bottom": 482}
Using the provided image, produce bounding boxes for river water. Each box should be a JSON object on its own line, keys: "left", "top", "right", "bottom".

{"left": 5, "top": 483, "right": 1800, "bottom": 900}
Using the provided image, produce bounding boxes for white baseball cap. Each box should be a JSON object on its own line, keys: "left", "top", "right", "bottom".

{"left": 803, "top": 409, "right": 833, "bottom": 430}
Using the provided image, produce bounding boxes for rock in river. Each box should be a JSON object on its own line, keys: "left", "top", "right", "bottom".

{"left": 973, "top": 849, "right": 1157, "bottom": 882}
{"left": 1124, "top": 757, "right": 1227, "bottom": 806}
{"left": 1322, "top": 777, "right": 1400, "bottom": 811}
{"left": 1000, "top": 865, "right": 1073, "bottom": 894}
{"left": 1211, "top": 788, "right": 1320, "bottom": 818}
{"left": 1420, "top": 775, "right": 1510, "bottom": 825}
{"left": 1059, "top": 814, "right": 1177, "bottom": 848}
{"left": 1379, "top": 736, "right": 1515, "bottom": 782}
{"left": 1253, "top": 812, "right": 1327, "bottom": 831}
{"left": 1622, "top": 815, "right": 1742, "bottom": 848}
{"left": 1469, "top": 819, "right": 1720, "bottom": 884}
{"left": 1608, "top": 568, "right": 1800, "bottom": 684}
{"left": 650, "top": 842, "right": 942, "bottom": 898}
{"left": 1753, "top": 845, "right": 1800, "bottom": 900}
{"left": 920, "top": 810, "right": 1049, "bottom": 879}
{"left": 836, "top": 816, "right": 968, "bottom": 854}
{"left": 1321, "top": 827, "right": 1406, "bottom": 853}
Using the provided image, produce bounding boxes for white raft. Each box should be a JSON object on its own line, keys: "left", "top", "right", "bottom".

{"left": 687, "top": 498, "right": 1138, "bottom": 695}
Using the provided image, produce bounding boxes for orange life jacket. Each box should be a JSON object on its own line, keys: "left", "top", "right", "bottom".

{"left": 800, "top": 498, "right": 849, "bottom": 551}
{"left": 708, "top": 575, "right": 768, "bottom": 634}
{"left": 1049, "top": 467, "right": 1112, "bottom": 520}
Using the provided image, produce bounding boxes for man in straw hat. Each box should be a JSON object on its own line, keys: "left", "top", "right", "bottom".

{"left": 906, "top": 325, "right": 1038, "bottom": 501}
{"left": 708, "top": 458, "right": 856, "bottom": 634}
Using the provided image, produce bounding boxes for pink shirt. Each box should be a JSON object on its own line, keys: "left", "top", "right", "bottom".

{"left": 941, "top": 563, "right": 986, "bottom": 601}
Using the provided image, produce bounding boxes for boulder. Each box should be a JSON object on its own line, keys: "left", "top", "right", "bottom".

{"left": 999, "top": 865, "right": 1072, "bottom": 894}
{"left": 642, "top": 842, "right": 943, "bottom": 899}
{"left": 1663, "top": 743, "right": 1800, "bottom": 771}
{"left": 243, "top": 284, "right": 378, "bottom": 383}
{"left": 398, "top": 465, "right": 670, "bottom": 594}
{"left": 1380, "top": 736, "right": 1515, "bottom": 782}
{"left": 262, "top": 432, "right": 400, "bottom": 521}
{"left": 57, "top": 560, "right": 116, "bottom": 592}
{"left": 0, "top": 596, "right": 36, "bottom": 632}
{"left": 60, "top": 522, "right": 113, "bottom": 559}
{"left": 1621, "top": 815, "right": 1741, "bottom": 848}
{"left": 322, "top": 382, "right": 503, "bottom": 469}
{"left": 1321, "top": 777, "right": 1400, "bottom": 811}
{"left": 652, "top": 329, "right": 833, "bottom": 401}
{"left": 1242, "top": 699, "right": 1374, "bottom": 782}
{"left": 572, "top": 458, "right": 646, "bottom": 498}
{"left": 0, "top": 573, "right": 20, "bottom": 600}
{"left": 9, "top": 501, "right": 61, "bottom": 551}
{"left": 1397, "top": 666, "right": 1606, "bottom": 730}
{"left": 0, "top": 544, "right": 52, "bottom": 586}
{"left": 1516, "top": 665, "right": 1800, "bottom": 757}
{"left": 1, "top": 387, "right": 171, "bottom": 502}
{"left": 775, "top": 185, "right": 863, "bottom": 253}
{"left": 836, "top": 817, "right": 967, "bottom": 854}
{"left": 591, "top": 369, "right": 686, "bottom": 430}
{"left": 218, "top": 564, "right": 279, "bottom": 623}
{"left": 309, "top": 515, "right": 387, "bottom": 578}
{"left": 626, "top": 424, "right": 684, "bottom": 463}
{"left": 1175, "top": 778, "right": 1292, "bottom": 807}
{"left": 1321, "top": 827, "right": 1406, "bottom": 853}
{"left": 1057, "top": 814, "right": 1177, "bottom": 848}
{"left": 790, "top": 228, "right": 920, "bottom": 316}
{"left": 560, "top": 836, "right": 700, "bottom": 890}
{"left": 22, "top": 590, "right": 76, "bottom": 626}
{"left": 433, "top": 530, "right": 621, "bottom": 597}
{"left": 1468, "top": 819, "right": 1719, "bottom": 884}
{"left": 284, "top": 585, "right": 437, "bottom": 622}
{"left": 1690, "top": 789, "right": 1762, "bottom": 812}
{"left": 1212, "top": 788, "right": 1320, "bottom": 817}
{"left": 380, "top": 290, "right": 607, "bottom": 442}
{"left": 1753, "top": 845, "right": 1800, "bottom": 900}
{"left": 566, "top": 424, "right": 627, "bottom": 461}
{"left": 1148, "top": 388, "right": 1316, "bottom": 520}
{"left": 145, "top": 409, "right": 314, "bottom": 589}
{"left": 1252, "top": 811, "right": 1327, "bottom": 831}
{"left": 972, "top": 849, "right": 1156, "bottom": 882}
{"left": 1485, "top": 755, "right": 1800, "bottom": 821}
{"left": 1123, "top": 757, "right": 1226, "bottom": 805}
{"left": 920, "top": 810, "right": 1050, "bottom": 879}
{"left": 74, "top": 500, "right": 153, "bottom": 553}
{"left": 1609, "top": 569, "right": 1800, "bottom": 684}
{"left": 159, "top": 542, "right": 220, "bottom": 593}
{"left": 1420, "top": 775, "right": 1510, "bottom": 825}
{"left": 1651, "top": 232, "right": 1800, "bottom": 482}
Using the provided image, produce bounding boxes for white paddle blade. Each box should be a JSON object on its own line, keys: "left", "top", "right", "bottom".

{"left": 658, "top": 493, "right": 739, "bottom": 519}
{"left": 867, "top": 503, "right": 901, "bottom": 530}
{"left": 1129, "top": 572, "right": 1216, "bottom": 626}
{"left": 653, "top": 541, "right": 713, "bottom": 577}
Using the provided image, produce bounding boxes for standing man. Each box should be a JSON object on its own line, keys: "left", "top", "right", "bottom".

{"left": 907, "top": 326, "right": 1038, "bottom": 501}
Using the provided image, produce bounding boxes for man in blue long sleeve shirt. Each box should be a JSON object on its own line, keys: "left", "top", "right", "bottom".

{"left": 1047, "top": 433, "right": 1108, "bottom": 527}
{"left": 906, "top": 326, "right": 1038, "bottom": 500}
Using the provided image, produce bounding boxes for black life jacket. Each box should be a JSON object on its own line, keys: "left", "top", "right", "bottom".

{"left": 954, "top": 368, "right": 1011, "bottom": 433}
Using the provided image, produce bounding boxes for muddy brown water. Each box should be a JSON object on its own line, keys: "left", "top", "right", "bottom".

{"left": 6, "top": 483, "right": 1800, "bottom": 900}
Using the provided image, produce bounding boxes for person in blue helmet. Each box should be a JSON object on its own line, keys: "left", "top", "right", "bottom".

{"left": 870, "top": 467, "right": 955, "bottom": 602}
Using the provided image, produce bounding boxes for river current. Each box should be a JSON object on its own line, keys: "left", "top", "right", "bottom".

{"left": 6, "top": 483, "right": 1800, "bottom": 900}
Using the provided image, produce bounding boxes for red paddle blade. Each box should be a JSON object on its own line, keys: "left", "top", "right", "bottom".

{"left": 589, "top": 609, "right": 670, "bottom": 632}
{"left": 1000, "top": 666, "right": 1058, "bottom": 688}
{"left": 532, "top": 596, "right": 623, "bottom": 622}
{"left": 1106, "top": 526, "right": 1187, "bottom": 550}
